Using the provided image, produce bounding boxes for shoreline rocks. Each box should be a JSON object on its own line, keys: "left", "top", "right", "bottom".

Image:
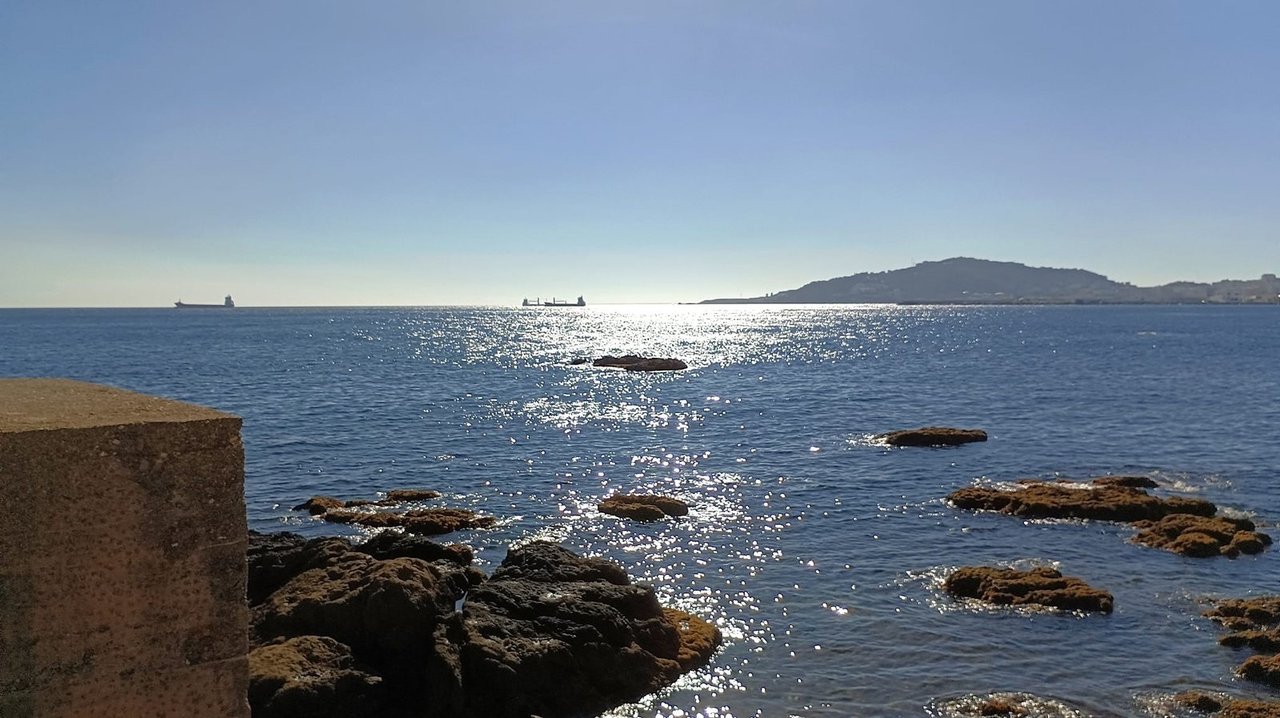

{"left": 599, "top": 494, "right": 690, "bottom": 521}
{"left": 877, "top": 426, "right": 988, "bottom": 447}
{"left": 943, "top": 566, "right": 1114, "bottom": 613}
{"left": 247, "top": 531, "right": 721, "bottom": 718}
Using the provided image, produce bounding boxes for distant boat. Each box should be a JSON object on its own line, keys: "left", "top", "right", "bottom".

{"left": 522, "top": 296, "right": 585, "bottom": 307}
{"left": 175, "top": 294, "right": 235, "bottom": 308}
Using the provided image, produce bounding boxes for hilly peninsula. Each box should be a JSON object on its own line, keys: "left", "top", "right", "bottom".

{"left": 701, "top": 258, "right": 1280, "bottom": 305}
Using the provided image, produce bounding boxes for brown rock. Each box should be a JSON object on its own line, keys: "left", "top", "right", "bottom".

{"left": 355, "top": 529, "right": 474, "bottom": 566}
{"left": 1207, "top": 597, "right": 1280, "bottom": 630}
{"left": 248, "top": 635, "right": 385, "bottom": 718}
{"left": 1175, "top": 692, "right": 1225, "bottom": 713}
{"left": 1221, "top": 699, "right": 1280, "bottom": 718}
{"left": 1091, "top": 475, "right": 1159, "bottom": 488}
{"left": 978, "top": 698, "right": 1026, "bottom": 716}
{"left": 878, "top": 426, "right": 987, "bottom": 447}
{"left": 429, "top": 542, "right": 722, "bottom": 718}
{"left": 247, "top": 531, "right": 357, "bottom": 606}
{"left": 1132, "top": 514, "right": 1269, "bottom": 557}
{"left": 293, "top": 495, "right": 347, "bottom": 515}
{"left": 253, "top": 554, "right": 478, "bottom": 655}
{"left": 593, "top": 355, "right": 688, "bottom": 372}
{"left": 948, "top": 482, "right": 1216, "bottom": 523}
{"left": 1240, "top": 653, "right": 1280, "bottom": 688}
{"left": 321, "top": 507, "right": 497, "bottom": 535}
{"left": 382, "top": 489, "right": 442, "bottom": 502}
{"left": 1220, "top": 629, "right": 1280, "bottom": 653}
{"left": 943, "top": 566, "right": 1113, "bottom": 613}
{"left": 663, "top": 607, "right": 722, "bottom": 671}
{"left": 599, "top": 494, "right": 690, "bottom": 521}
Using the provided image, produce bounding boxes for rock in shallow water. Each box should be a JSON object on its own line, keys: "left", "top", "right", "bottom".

{"left": 948, "top": 482, "right": 1215, "bottom": 523}
{"left": 943, "top": 566, "right": 1113, "bottom": 613}
{"left": 1131, "top": 514, "right": 1270, "bottom": 558}
{"left": 322, "top": 507, "right": 497, "bottom": 535}
{"left": 877, "top": 426, "right": 988, "bottom": 447}
{"left": 598, "top": 494, "right": 690, "bottom": 521}
{"left": 592, "top": 355, "right": 688, "bottom": 371}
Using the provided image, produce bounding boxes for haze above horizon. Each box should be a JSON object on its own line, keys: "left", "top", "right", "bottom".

{"left": 3, "top": 1, "right": 1278, "bottom": 308}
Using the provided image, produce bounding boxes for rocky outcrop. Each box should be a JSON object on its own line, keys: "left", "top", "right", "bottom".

{"left": 948, "top": 482, "right": 1214, "bottom": 522}
{"left": 948, "top": 480, "right": 1268, "bottom": 559}
{"left": 1131, "top": 514, "right": 1270, "bottom": 558}
{"left": 322, "top": 508, "right": 497, "bottom": 535}
{"left": 248, "top": 636, "right": 385, "bottom": 718}
{"left": 943, "top": 566, "right": 1113, "bottom": 613}
{"left": 383, "top": 489, "right": 442, "bottom": 502}
{"left": 877, "top": 426, "right": 988, "bottom": 447}
{"left": 592, "top": 355, "right": 689, "bottom": 372}
{"left": 294, "top": 496, "right": 347, "bottom": 515}
{"left": 247, "top": 532, "right": 721, "bottom": 718}
{"left": 598, "top": 494, "right": 690, "bottom": 521}
{"left": 1203, "top": 596, "right": 1280, "bottom": 690}
{"left": 1175, "top": 692, "right": 1280, "bottom": 717}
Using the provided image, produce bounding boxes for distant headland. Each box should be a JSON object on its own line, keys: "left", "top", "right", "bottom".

{"left": 701, "top": 258, "right": 1280, "bottom": 305}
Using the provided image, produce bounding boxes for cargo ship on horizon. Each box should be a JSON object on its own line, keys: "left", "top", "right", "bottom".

{"left": 175, "top": 295, "right": 235, "bottom": 308}
{"left": 522, "top": 296, "right": 585, "bottom": 307}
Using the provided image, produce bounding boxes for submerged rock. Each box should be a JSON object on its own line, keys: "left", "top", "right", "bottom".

{"left": 1131, "top": 514, "right": 1270, "bottom": 557}
{"left": 593, "top": 355, "right": 689, "bottom": 372}
{"left": 948, "top": 482, "right": 1215, "bottom": 523}
{"left": 877, "top": 426, "right": 988, "bottom": 447}
{"left": 248, "top": 635, "right": 385, "bottom": 718}
{"left": 598, "top": 494, "right": 690, "bottom": 521}
{"left": 1090, "top": 475, "right": 1159, "bottom": 488}
{"left": 943, "top": 566, "right": 1113, "bottom": 613}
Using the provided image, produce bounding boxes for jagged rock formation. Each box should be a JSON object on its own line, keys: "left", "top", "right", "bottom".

{"left": 246, "top": 531, "right": 721, "bottom": 718}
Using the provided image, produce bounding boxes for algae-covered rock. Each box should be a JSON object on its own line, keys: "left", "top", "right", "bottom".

{"left": 599, "top": 494, "right": 690, "bottom": 521}
{"left": 249, "top": 635, "right": 385, "bottom": 718}
{"left": 943, "top": 565, "right": 1113, "bottom": 613}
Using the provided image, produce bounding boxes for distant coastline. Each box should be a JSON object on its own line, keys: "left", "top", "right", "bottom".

{"left": 701, "top": 257, "right": 1280, "bottom": 306}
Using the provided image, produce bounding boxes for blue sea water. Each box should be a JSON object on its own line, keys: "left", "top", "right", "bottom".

{"left": 3, "top": 304, "right": 1279, "bottom": 717}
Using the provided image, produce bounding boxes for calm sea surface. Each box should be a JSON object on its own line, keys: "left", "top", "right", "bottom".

{"left": 3, "top": 305, "right": 1280, "bottom": 717}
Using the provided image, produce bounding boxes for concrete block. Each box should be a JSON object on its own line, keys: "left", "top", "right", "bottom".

{"left": 0, "top": 379, "right": 248, "bottom": 717}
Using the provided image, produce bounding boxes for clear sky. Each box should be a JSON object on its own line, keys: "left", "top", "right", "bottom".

{"left": 2, "top": 1, "right": 1278, "bottom": 307}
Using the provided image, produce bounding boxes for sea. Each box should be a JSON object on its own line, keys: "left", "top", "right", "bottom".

{"left": 3, "top": 304, "right": 1279, "bottom": 717}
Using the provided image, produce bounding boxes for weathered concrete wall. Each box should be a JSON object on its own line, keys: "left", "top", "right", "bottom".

{"left": 0, "top": 379, "right": 249, "bottom": 718}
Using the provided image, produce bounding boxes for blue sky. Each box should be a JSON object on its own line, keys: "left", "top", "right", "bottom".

{"left": 2, "top": 1, "right": 1278, "bottom": 306}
